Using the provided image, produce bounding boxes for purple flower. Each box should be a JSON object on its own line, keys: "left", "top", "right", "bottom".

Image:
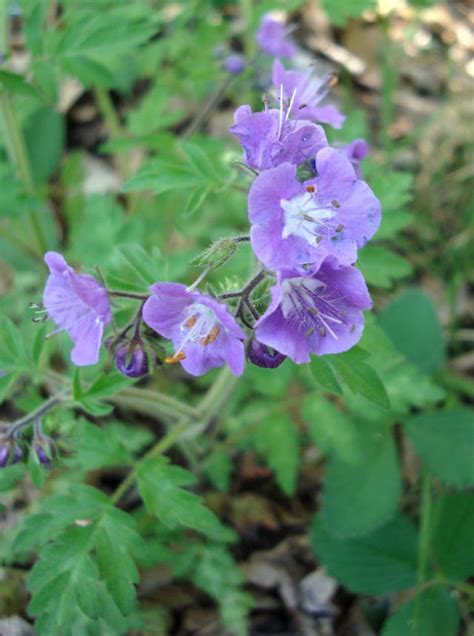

{"left": 342, "top": 139, "right": 370, "bottom": 178}
{"left": 247, "top": 338, "right": 286, "bottom": 369}
{"left": 272, "top": 59, "right": 345, "bottom": 129}
{"left": 248, "top": 148, "right": 381, "bottom": 272}
{"left": 255, "top": 260, "right": 372, "bottom": 363}
{"left": 142, "top": 283, "right": 246, "bottom": 377}
{"left": 43, "top": 252, "right": 112, "bottom": 366}
{"left": 223, "top": 54, "right": 246, "bottom": 75}
{"left": 115, "top": 343, "right": 149, "bottom": 378}
{"left": 230, "top": 104, "right": 327, "bottom": 171}
{"left": 256, "top": 14, "right": 297, "bottom": 58}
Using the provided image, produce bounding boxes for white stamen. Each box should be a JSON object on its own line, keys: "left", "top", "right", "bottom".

{"left": 285, "top": 87, "right": 298, "bottom": 123}
{"left": 277, "top": 83, "right": 284, "bottom": 140}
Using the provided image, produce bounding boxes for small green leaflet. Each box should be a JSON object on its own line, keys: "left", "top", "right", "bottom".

{"left": 137, "top": 456, "right": 235, "bottom": 541}
{"left": 252, "top": 414, "right": 299, "bottom": 496}
{"left": 325, "top": 346, "right": 390, "bottom": 409}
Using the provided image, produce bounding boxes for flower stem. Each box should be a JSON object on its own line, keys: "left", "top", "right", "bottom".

{"left": 110, "top": 365, "right": 238, "bottom": 505}
{"left": 110, "top": 386, "right": 198, "bottom": 420}
{"left": 109, "top": 291, "right": 149, "bottom": 300}
{"left": 4, "top": 392, "right": 69, "bottom": 438}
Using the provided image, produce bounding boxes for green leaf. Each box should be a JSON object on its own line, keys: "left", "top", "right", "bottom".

{"left": 431, "top": 492, "right": 474, "bottom": 581}
{"left": 321, "top": 419, "right": 401, "bottom": 537}
{"left": 253, "top": 414, "right": 299, "bottom": 496}
{"left": 25, "top": 488, "right": 140, "bottom": 635}
{"left": 0, "top": 317, "right": 28, "bottom": 371}
{"left": 405, "top": 409, "right": 474, "bottom": 487}
{"left": 379, "top": 290, "right": 445, "bottom": 374}
{"left": 24, "top": 106, "right": 65, "bottom": 185}
{"left": 0, "top": 70, "right": 39, "bottom": 98}
{"left": 86, "top": 371, "right": 133, "bottom": 400}
{"left": 106, "top": 243, "right": 162, "bottom": 291}
{"left": 382, "top": 587, "right": 459, "bottom": 636}
{"left": 204, "top": 449, "right": 233, "bottom": 491}
{"left": 303, "top": 396, "right": 357, "bottom": 461}
{"left": 358, "top": 246, "right": 412, "bottom": 288}
{"left": 137, "top": 456, "right": 234, "bottom": 541}
{"left": 322, "top": 0, "right": 376, "bottom": 26}
{"left": 326, "top": 346, "right": 390, "bottom": 409}
{"left": 308, "top": 356, "right": 342, "bottom": 394}
{"left": 72, "top": 420, "right": 131, "bottom": 471}
{"left": 311, "top": 514, "right": 418, "bottom": 595}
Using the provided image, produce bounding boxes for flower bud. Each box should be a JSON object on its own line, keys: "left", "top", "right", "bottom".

{"left": 0, "top": 440, "right": 23, "bottom": 468}
{"left": 0, "top": 444, "right": 9, "bottom": 468}
{"left": 247, "top": 338, "right": 286, "bottom": 369}
{"left": 115, "top": 343, "right": 149, "bottom": 378}
{"left": 223, "top": 54, "right": 246, "bottom": 75}
{"left": 191, "top": 238, "right": 238, "bottom": 272}
{"left": 34, "top": 443, "right": 53, "bottom": 468}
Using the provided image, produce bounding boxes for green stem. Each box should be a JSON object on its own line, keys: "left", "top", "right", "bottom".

{"left": 0, "top": 90, "right": 48, "bottom": 254}
{"left": 109, "top": 390, "right": 197, "bottom": 423}
{"left": 93, "top": 86, "right": 129, "bottom": 180}
{"left": 110, "top": 366, "right": 238, "bottom": 505}
{"left": 414, "top": 472, "right": 432, "bottom": 636}
{"left": 417, "top": 473, "right": 432, "bottom": 585}
{"left": 110, "top": 416, "right": 192, "bottom": 505}
{"left": 118, "top": 386, "right": 197, "bottom": 419}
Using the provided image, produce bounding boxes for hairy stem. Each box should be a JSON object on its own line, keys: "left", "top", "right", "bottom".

{"left": 4, "top": 392, "right": 69, "bottom": 438}
{"left": 110, "top": 366, "right": 238, "bottom": 505}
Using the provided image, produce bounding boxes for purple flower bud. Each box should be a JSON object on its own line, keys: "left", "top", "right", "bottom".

{"left": 34, "top": 444, "right": 52, "bottom": 468}
{"left": 115, "top": 344, "right": 149, "bottom": 378}
{"left": 223, "top": 54, "right": 246, "bottom": 75}
{"left": 247, "top": 338, "right": 286, "bottom": 369}
{"left": 0, "top": 445, "right": 10, "bottom": 468}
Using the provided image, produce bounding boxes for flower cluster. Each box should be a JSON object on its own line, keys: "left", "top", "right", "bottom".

{"left": 38, "top": 13, "right": 380, "bottom": 379}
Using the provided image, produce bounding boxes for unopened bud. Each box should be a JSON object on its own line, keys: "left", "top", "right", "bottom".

{"left": 0, "top": 440, "right": 23, "bottom": 468}
{"left": 247, "top": 338, "right": 286, "bottom": 369}
{"left": 191, "top": 238, "right": 238, "bottom": 272}
{"left": 223, "top": 54, "right": 246, "bottom": 75}
{"left": 115, "top": 343, "right": 149, "bottom": 378}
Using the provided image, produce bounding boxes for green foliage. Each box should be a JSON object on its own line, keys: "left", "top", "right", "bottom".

{"left": 324, "top": 346, "right": 390, "bottom": 409}
{"left": 123, "top": 139, "right": 238, "bottom": 215}
{"left": 381, "top": 587, "right": 459, "bottom": 636}
{"left": 358, "top": 246, "right": 412, "bottom": 288}
{"left": 24, "top": 107, "right": 65, "bottom": 185}
{"left": 253, "top": 413, "right": 299, "bottom": 496}
{"left": 311, "top": 514, "right": 418, "bottom": 595}
{"left": 305, "top": 400, "right": 400, "bottom": 537}
{"left": 322, "top": 0, "right": 376, "bottom": 27}
{"left": 14, "top": 486, "right": 141, "bottom": 636}
{"left": 405, "top": 409, "right": 474, "bottom": 487}
{"left": 430, "top": 492, "right": 474, "bottom": 581}
{"left": 379, "top": 290, "right": 445, "bottom": 374}
{"left": 137, "top": 456, "right": 234, "bottom": 541}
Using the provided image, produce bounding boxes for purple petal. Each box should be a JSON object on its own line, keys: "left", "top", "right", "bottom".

{"left": 256, "top": 15, "right": 297, "bottom": 58}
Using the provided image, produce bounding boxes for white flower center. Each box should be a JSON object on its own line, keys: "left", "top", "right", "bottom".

{"left": 177, "top": 303, "right": 219, "bottom": 353}
{"left": 281, "top": 192, "right": 334, "bottom": 243}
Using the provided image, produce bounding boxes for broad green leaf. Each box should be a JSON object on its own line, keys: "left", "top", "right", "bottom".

{"left": 431, "top": 492, "right": 474, "bottom": 581}
{"left": 24, "top": 107, "right": 65, "bottom": 185}
{"left": 326, "top": 346, "right": 390, "bottom": 409}
{"left": 382, "top": 587, "right": 459, "bottom": 636}
{"left": 86, "top": 371, "right": 133, "bottom": 400}
{"left": 358, "top": 246, "right": 412, "bottom": 288}
{"left": 321, "top": 419, "right": 401, "bottom": 537}
{"left": 405, "top": 409, "right": 474, "bottom": 487}
{"left": 311, "top": 514, "right": 418, "bottom": 595}
{"left": 253, "top": 414, "right": 299, "bottom": 496}
{"left": 379, "top": 290, "right": 445, "bottom": 374}
{"left": 309, "top": 356, "right": 342, "bottom": 395}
